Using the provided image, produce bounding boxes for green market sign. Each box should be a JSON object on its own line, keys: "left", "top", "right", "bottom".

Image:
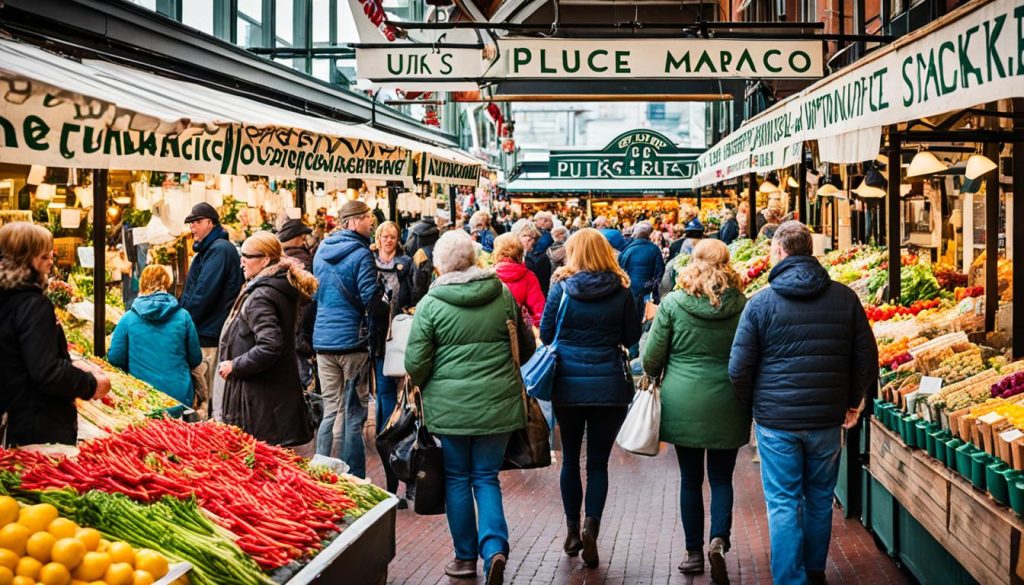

{"left": 0, "top": 78, "right": 414, "bottom": 184}
{"left": 357, "top": 38, "right": 823, "bottom": 82}
{"left": 695, "top": 0, "right": 1024, "bottom": 186}
{"left": 418, "top": 152, "right": 481, "bottom": 187}
{"left": 550, "top": 130, "right": 699, "bottom": 180}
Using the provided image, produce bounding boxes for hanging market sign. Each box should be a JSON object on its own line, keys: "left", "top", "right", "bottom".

{"left": 0, "top": 78, "right": 414, "bottom": 184}
{"left": 356, "top": 38, "right": 824, "bottom": 82}
{"left": 694, "top": 0, "right": 1024, "bottom": 187}
{"left": 418, "top": 152, "right": 481, "bottom": 186}
{"left": 549, "top": 129, "right": 700, "bottom": 180}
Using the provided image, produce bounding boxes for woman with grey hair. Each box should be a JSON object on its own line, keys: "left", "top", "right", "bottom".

{"left": 405, "top": 230, "right": 536, "bottom": 585}
{"left": 516, "top": 221, "right": 553, "bottom": 295}
{"left": 470, "top": 210, "right": 496, "bottom": 253}
{"left": 547, "top": 225, "right": 570, "bottom": 270}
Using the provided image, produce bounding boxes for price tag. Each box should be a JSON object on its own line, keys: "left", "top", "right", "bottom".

{"left": 918, "top": 376, "right": 943, "bottom": 395}
{"left": 999, "top": 429, "right": 1024, "bottom": 443}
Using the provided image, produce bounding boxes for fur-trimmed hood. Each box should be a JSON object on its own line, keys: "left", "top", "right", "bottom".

{"left": 0, "top": 260, "right": 42, "bottom": 292}
{"left": 428, "top": 267, "right": 502, "bottom": 308}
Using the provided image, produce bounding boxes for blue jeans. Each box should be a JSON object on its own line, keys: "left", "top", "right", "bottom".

{"left": 756, "top": 424, "right": 843, "bottom": 585}
{"left": 315, "top": 353, "right": 369, "bottom": 478}
{"left": 555, "top": 405, "right": 628, "bottom": 523}
{"left": 674, "top": 446, "right": 739, "bottom": 552}
{"left": 374, "top": 358, "right": 403, "bottom": 493}
{"left": 439, "top": 433, "right": 512, "bottom": 572}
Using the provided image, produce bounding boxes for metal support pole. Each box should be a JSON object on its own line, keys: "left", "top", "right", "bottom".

{"left": 93, "top": 169, "right": 108, "bottom": 357}
{"left": 797, "top": 152, "right": 808, "bottom": 224}
{"left": 985, "top": 139, "right": 1000, "bottom": 332}
{"left": 747, "top": 173, "right": 757, "bottom": 238}
{"left": 887, "top": 127, "right": 901, "bottom": 303}
{"left": 387, "top": 184, "right": 400, "bottom": 224}
{"left": 295, "top": 178, "right": 307, "bottom": 215}
{"left": 448, "top": 186, "right": 458, "bottom": 227}
{"left": 1014, "top": 98, "right": 1024, "bottom": 358}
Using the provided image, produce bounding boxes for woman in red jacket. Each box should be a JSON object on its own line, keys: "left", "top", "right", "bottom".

{"left": 492, "top": 233, "right": 545, "bottom": 327}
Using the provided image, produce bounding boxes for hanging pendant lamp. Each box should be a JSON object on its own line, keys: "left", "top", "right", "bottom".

{"left": 907, "top": 151, "right": 948, "bottom": 178}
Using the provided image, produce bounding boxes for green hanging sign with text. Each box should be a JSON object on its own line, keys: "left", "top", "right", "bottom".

{"left": 549, "top": 130, "right": 700, "bottom": 180}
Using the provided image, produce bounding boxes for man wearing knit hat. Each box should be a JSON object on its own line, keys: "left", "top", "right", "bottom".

{"left": 312, "top": 199, "right": 381, "bottom": 477}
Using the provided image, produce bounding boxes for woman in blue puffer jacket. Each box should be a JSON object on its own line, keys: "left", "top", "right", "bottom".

{"left": 539, "top": 228, "right": 642, "bottom": 570}
{"left": 109, "top": 265, "right": 202, "bottom": 406}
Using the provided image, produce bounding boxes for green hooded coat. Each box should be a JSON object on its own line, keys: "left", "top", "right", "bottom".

{"left": 405, "top": 267, "right": 534, "bottom": 436}
{"left": 642, "top": 288, "right": 751, "bottom": 449}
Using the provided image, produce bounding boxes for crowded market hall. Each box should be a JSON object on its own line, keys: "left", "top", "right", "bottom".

{"left": 0, "top": 0, "right": 1022, "bottom": 583}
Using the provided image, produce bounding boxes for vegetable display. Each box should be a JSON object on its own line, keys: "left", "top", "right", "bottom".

{"left": 74, "top": 355, "right": 183, "bottom": 433}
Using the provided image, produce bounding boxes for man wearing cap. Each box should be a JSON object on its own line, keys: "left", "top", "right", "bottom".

{"left": 312, "top": 200, "right": 381, "bottom": 478}
{"left": 180, "top": 203, "right": 244, "bottom": 418}
{"left": 278, "top": 219, "right": 316, "bottom": 390}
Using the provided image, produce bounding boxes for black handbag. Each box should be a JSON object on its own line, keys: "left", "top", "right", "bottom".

{"left": 501, "top": 308, "right": 552, "bottom": 471}
{"left": 374, "top": 379, "right": 420, "bottom": 483}
{"left": 412, "top": 428, "right": 446, "bottom": 515}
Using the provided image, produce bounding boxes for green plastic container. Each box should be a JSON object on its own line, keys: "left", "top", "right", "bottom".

{"left": 917, "top": 422, "right": 931, "bottom": 454}
{"left": 931, "top": 429, "right": 951, "bottom": 463}
{"left": 971, "top": 451, "right": 995, "bottom": 490}
{"left": 873, "top": 398, "right": 883, "bottom": 418}
{"left": 1001, "top": 470, "right": 1023, "bottom": 510}
{"left": 955, "top": 442, "right": 978, "bottom": 477}
{"left": 1009, "top": 480, "right": 1024, "bottom": 516}
{"left": 987, "top": 461, "right": 1011, "bottom": 505}
{"left": 946, "top": 438, "right": 964, "bottom": 470}
{"left": 904, "top": 415, "right": 921, "bottom": 447}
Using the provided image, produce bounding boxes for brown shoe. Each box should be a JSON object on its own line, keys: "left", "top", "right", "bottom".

{"left": 581, "top": 517, "right": 600, "bottom": 568}
{"left": 444, "top": 558, "right": 476, "bottom": 579}
{"left": 678, "top": 549, "right": 704, "bottom": 574}
{"left": 486, "top": 553, "right": 506, "bottom": 585}
{"left": 564, "top": 519, "right": 583, "bottom": 556}
{"left": 708, "top": 537, "right": 729, "bottom": 584}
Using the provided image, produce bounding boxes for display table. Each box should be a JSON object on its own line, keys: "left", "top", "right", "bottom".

{"left": 285, "top": 497, "right": 398, "bottom": 585}
{"left": 868, "top": 418, "right": 1024, "bottom": 584}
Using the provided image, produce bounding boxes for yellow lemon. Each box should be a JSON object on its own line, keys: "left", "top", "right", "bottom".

{"left": 133, "top": 550, "right": 167, "bottom": 580}
{"left": 104, "top": 562, "right": 133, "bottom": 585}
{"left": 71, "top": 552, "right": 110, "bottom": 582}
{"left": 38, "top": 562, "right": 72, "bottom": 585}
{"left": 0, "top": 566, "right": 12, "bottom": 585}
{"left": 47, "top": 519, "right": 79, "bottom": 541}
{"left": 0, "top": 525, "right": 30, "bottom": 556}
{"left": 16, "top": 504, "right": 58, "bottom": 534}
{"left": 74, "top": 529, "right": 101, "bottom": 552}
{"left": 0, "top": 498, "right": 19, "bottom": 528}
{"left": 106, "top": 543, "right": 134, "bottom": 567}
{"left": 130, "top": 570, "right": 154, "bottom": 585}
{"left": 26, "top": 531, "right": 56, "bottom": 562}
{"left": 0, "top": 549, "right": 17, "bottom": 571}
{"left": 51, "top": 538, "right": 86, "bottom": 570}
{"left": 11, "top": 575, "right": 34, "bottom": 585}
{"left": 14, "top": 556, "right": 41, "bottom": 580}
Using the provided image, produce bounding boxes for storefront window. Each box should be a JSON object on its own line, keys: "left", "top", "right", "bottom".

{"left": 276, "top": 0, "right": 295, "bottom": 47}
{"left": 181, "top": 0, "right": 215, "bottom": 35}
{"left": 237, "top": 0, "right": 264, "bottom": 48}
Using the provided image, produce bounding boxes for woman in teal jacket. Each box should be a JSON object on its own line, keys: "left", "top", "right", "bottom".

{"left": 109, "top": 265, "right": 202, "bottom": 406}
{"left": 641, "top": 239, "right": 749, "bottom": 583}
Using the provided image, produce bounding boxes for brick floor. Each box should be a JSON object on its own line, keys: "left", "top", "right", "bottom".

{"left": 366, "top": 435, "right": 909, "bottom": 585}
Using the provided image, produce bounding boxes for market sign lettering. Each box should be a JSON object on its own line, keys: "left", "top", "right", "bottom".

{"left": 550, "top": 129, "right": 699, "bottom": 180}
{"left": 0, "top": 82, "right": 413, "bottom": 183}
{"left": 419, "top": 153, "right": 481, "bottom": 186}
{"left": 694, "top": 0, "right": 1024, "bottom": 187}
{"left": 357, "top": 38, "right": 823, "bottom": 82}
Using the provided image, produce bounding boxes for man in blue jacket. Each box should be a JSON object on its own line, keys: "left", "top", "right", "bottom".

{"left": 617, "top": 222, "right": 665, "bottom": 324}
{"left": 592, "top": 216, "right": 626, "bottom": 252}
{"left": 313, "top": 200, "right": 381, "bottom": 478}
{"left": 728, "top": 221, "right": 878, "bottom": 585}
{"left": 533, "top": 211, "right": 555, "bottom": 255}
{"left": 180, "top": 203, "right": 244, "bottom": 417}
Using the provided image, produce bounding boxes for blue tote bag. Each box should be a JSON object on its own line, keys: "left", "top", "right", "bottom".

{"left": 521, "top": 290, "right": 569, "bottom": 401}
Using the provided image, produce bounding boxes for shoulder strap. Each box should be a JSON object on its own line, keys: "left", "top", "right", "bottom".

{"left": 550, "top": 288, "right": 569, "bottom": 346}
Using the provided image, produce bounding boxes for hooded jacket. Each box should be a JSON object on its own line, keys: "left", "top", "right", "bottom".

{"left": 312, "top": 230, "right": 381, "bottom": 353}
{"left": 0, "top": 267, "right": 96, "bottom": 446}
{"left": 494, "top": 260, "right": 546, "bottom": 327}
{"left": 599, "top": 228, "right": 627, "bottom": 252}
{"left": 729, "top": 255, "right": 879, "bottom": 431}
{"left": 540, "top": 271, "right": 642, "bottom": 406}
{"left": 718, "top": 218, "right": 740, "bottom": 245}
{"left": 218, "top": 268, "right": 314, "bottom": 447}
{"left": 643, "top": 288, "right": 750, "bottom": 449}
{"left": 618, "top": 238, "right": 666, "bottom": 302}
{"left": 405, "top": 218, "right": 440, "bottom": 258}
{"left": 108, "top": 292, "right": 202, "bottom": 406}
{"left": 405, "top": 268, "right": 535, "bottom": 436}
{"left": 180, "top": 224, "right": 244, "bottom": 346}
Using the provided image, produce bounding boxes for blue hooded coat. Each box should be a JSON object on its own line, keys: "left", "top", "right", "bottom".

{"left": 108, "top": 291, "right": 202, "bottom": 406}
{"left": 313, "top": 229, "right": 381, "bottom": 353}
{"left": 618, "top": 238, "right": 666, "bottom": 303}
{"left": 540, "top": 272, "right": 642, "bottom": 406}
{"left": 729, "top": 255, "right": 879, "bottom": 430}
{"left": 599, "top": 228, "right": 627, "bottom": 251}
{"left": 180, "top": 224, "right": 244, "bottom": 346}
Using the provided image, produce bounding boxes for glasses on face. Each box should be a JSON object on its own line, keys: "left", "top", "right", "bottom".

{"left": 240, "top": 252, "right": 265, "bottom": 260}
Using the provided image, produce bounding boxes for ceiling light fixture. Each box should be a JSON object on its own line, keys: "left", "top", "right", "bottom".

{"left": 907, "top": 151, "right": 948, "bottom": 178}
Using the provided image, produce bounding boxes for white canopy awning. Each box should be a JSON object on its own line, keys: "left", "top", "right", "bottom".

{"left": 0, "top": 39, "right": 480, "bottom": 184}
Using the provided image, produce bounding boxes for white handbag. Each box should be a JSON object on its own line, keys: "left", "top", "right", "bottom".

{"left": 615, "top": 375, "right": 661, "bottom": 456}
{"left": 382, "top": 314, "right": 415, "bottom": 377}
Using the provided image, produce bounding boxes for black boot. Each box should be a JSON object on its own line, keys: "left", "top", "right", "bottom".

{"left": 708, "top": 537, "right": 729, "bottom": 584}
{"left": 678, "top": 549, "right": 704, "bottom": 574}
{"left": 563, "top": 519, "right": 583, "bottom": 557}
{"left": 581, "top": 516, "right": 600, "bottom": 568}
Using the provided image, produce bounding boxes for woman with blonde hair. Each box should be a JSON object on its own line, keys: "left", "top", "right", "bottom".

{"left": 539, "top": 228, "right": 641, "bottom": 569}
{"left": 492, "top": 233, "right": 545, "bottom": 327}
{"left": 642, "top": 238, "right": 748, "bottom": 582}
{"left": 0, "top": 222, "right": 110, "bottom": 446}
{"left": 216, "top": 231, "right": 318, "bottom": 452}
{"left": 109, "top": 265, "right": 202, "bottom": 406}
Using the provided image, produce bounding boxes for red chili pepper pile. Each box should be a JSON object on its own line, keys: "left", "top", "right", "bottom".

{"left": 2, "top": 419, "right": 355, "bottom": 569}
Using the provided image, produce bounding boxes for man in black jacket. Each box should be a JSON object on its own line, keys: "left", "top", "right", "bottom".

{"left": 729, "top": 221, "right": 877, "bottom": 585}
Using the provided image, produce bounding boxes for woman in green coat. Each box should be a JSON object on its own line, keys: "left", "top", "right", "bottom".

{"left": 405, "top": 230, "right": 535, "bottom": 585}
{"left": 641, "top": 238, "right": 749, "bottom": 583}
